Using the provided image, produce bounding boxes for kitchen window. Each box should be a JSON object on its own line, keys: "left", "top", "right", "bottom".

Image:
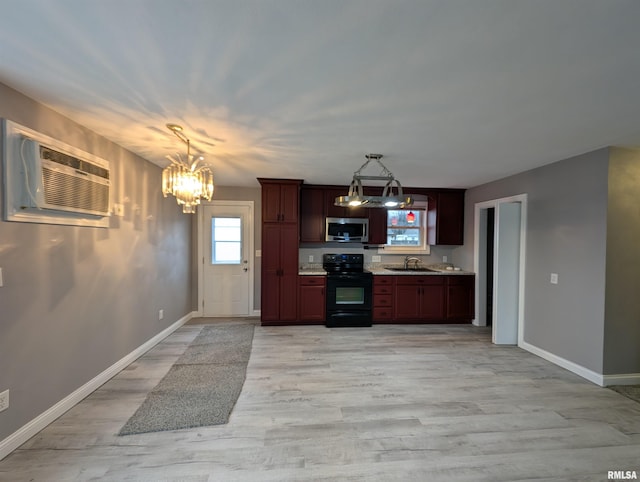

{"left": 383, "top": 201, "right": 430, "bottom": 254}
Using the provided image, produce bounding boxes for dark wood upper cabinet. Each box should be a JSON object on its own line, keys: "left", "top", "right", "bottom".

{"left": 367, "top": 208, "right": 388, "bottom": 245}
{"left": 299, "top": 184, "right": 464, "bottom": 246}
{"left": 300, "top": 184, "right": 387, "bottom": 245}
{"left": 324, "top": 187, "right": 350, "bottom": 219}
{"left": 426, "top": 189, "right": 465, "bottom": 246}
{"left": 258, "top": 178, "right": 301, "bottom": 223}
{"left": 300, "top": 186, "right": 325, "bottom": 243}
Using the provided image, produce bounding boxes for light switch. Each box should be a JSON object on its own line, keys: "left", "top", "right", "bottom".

{"left": 113, "top": 203, "right": 125, "bottom": 216}
{"left": 550, "top": 273, "right": 558, "bottom": 284}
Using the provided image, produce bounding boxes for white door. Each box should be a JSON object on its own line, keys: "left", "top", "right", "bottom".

{"left": 493, "top": 201, "right": 521, "bottom": 345}
{"left": 202, "top": 202, "right": 252, "bottom": 316}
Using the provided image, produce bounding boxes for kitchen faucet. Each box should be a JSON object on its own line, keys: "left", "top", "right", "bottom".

{"left": 404, "top": 256, "right": 421, "bottom": 269}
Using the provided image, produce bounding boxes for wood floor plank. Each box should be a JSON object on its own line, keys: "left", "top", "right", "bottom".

{"left": 1, "top": 322, "right": 639, "bottom": 481}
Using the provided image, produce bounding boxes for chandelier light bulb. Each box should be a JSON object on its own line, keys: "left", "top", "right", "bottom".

{"left": 162, "top": 124, "right": 214, "bottom": 213}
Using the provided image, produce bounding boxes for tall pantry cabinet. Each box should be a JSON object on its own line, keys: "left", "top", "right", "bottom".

{"left": 258, "top": 179, "right": 302, "bottom": 324}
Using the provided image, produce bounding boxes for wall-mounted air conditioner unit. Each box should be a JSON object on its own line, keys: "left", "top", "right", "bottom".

{"left": 19, "top": 139, "right": 110, "bottom": 217}
{"left": 3, "top": 119, "right": 111, "bottom": 227}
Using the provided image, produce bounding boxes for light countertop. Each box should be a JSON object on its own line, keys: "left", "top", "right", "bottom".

{"left": 367, "top": 267, "right": 474, "bottom": 276}
{"left": 299, "top": 265, "right": 474, "bottom": 276}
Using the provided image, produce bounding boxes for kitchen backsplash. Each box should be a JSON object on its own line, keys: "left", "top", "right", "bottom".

{"left": 299, "top": 245, "right": 456, "bottom": 269}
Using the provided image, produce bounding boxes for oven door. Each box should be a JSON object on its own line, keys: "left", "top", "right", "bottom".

{"left": 325, "top": 274, "right": 373, "bottom": 327}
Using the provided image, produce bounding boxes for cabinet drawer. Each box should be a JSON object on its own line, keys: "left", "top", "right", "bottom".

{"left": 373, "top": 285, "right": 393, "bottom": 295}
{"left": 395, "top": 276, "right": 444, "bottom": 286}
{"left": 374, "top": 294, "right": 393, "bottom": 307}
{"left": 446, "top": 275, "right": 474, "bottom": 285}
{"left": 299, "top": 276, "right": 326, "bottom": 286}
{"left": 374, "top": 276, "right": 394, "bottom": 286}
{"left": 373, "top": 307, "right": 394, "bottom": 321}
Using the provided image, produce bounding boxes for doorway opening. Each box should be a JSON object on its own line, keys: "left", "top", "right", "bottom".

{"left": 486, "top": 207, "right": 495, "bottom": 327}
{"left": 473, "top": 195, "right": 527, "bottom": 345}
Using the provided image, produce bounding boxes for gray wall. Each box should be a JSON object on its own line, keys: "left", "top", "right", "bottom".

{"left": 604, "top": 148, "right": 640, "bottom": 374}
{"left": 0, "top": 83, "right": 192, "bottom": 441}
{"left": 454, "top": 149, "right": 610, "bottom": 374}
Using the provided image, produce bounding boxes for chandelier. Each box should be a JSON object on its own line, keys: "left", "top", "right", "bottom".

{"left": 334, "top": 154, "right": 413, "bottom": 208}
{"left": 162, "top": 123, "right": 214, "bottom": 213}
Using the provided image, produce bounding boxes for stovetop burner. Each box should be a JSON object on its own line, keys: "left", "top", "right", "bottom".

{"left": 322, "top": 253, "right": 365, "bottom": 274}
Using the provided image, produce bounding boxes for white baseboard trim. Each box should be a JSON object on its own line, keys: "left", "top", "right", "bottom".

{"left": 0, "top": 311, "right": 194, "bottom": 461}
{"left": 520, "top": 340, "right": 605, "bottom": 386}
{"left": 602, "top": 373, "right": 640, "bottom": 386}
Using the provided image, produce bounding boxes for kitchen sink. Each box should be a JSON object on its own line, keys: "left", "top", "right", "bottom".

{"left": 385, "top": 267, "right": 439, "bottom": 272}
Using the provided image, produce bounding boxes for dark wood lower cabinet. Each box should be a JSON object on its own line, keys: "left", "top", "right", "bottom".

{"left": 373, "top": 276, "right": 395, "bottom": 322}
{"left": 260, "top": 222, "right": 299, "bottom": 324}
{"left": 394, "top": 276, "right": 445, "bottom": 322}
{"left": 268, "top": 272, "right": 474, "bottom": 325}
{"left": 298, "top": 276, "right": 326, "bottom": 323}
{"left": 445, "top": 275, "right": 475, "bottom": 321}
{"left": 373, "top": 274, "right": 474, "bottom": 324}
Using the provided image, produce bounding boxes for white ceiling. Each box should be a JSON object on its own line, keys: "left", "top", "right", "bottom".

{"left": 1, "top": 0, "right": 640, "bottom": 188}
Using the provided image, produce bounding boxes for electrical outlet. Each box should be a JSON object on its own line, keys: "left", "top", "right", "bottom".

{"left": 443, "top": 256, "right": 448, "bottom": 263}
{"left": 550, "top": 273, "right": 558, "bottom": 284}
{"left": 158, "top": 309, "right": 164, "bottom": 320}
{"left": 308, "top": 255, "right": 314, "bottom": 262}
{"left": 372, "top": 255, "right": 381, "bottom": 263}
{"left": 0, "top": 390, "right": 9, "bottom": 412}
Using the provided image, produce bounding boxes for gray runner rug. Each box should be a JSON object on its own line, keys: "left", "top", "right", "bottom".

{"left": 118, "top": 323, "right": 254, "bottom": 435}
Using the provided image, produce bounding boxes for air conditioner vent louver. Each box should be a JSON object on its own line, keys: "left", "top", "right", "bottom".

{"left": 27, "top": 144, "right": 111, "bottom": 217}
{"left": 42, "top": 167, "right": 110, "bottom": 215}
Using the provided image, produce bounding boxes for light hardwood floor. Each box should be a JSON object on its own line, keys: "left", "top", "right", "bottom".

{"left": 1, "top": 322, "right": 639, "bottom": 481}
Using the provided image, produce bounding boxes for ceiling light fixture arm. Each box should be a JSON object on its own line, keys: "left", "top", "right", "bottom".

{"left": 337, "top": 153, "right": 413, "bottom": 209}
{"left": 166, "top": 123, "right": 205, "bottom": 171}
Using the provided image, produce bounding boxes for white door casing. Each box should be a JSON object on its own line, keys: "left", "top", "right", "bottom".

{"left": 199, "top": 201, "right": 254, "bottom": 317}
{"left": 473, "top": 194, "right": 527, "bottom": 346}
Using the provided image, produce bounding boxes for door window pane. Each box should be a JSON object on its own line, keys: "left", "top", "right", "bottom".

{"left": 212, "top": 217, "right": 241, "bottom": 264}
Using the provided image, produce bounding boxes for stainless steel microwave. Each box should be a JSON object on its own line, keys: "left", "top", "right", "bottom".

{"left": 325, "top": 217, "right": 369, "bottom": 243}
